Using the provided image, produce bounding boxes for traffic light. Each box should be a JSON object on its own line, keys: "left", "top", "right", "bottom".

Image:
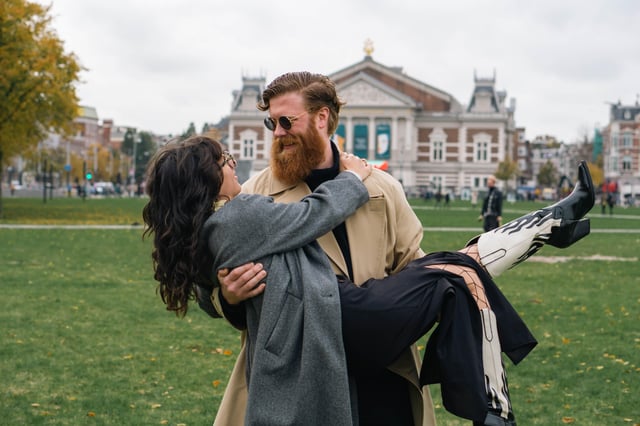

{"left": 86, "top": 171, "right": 93, "bottom": 180}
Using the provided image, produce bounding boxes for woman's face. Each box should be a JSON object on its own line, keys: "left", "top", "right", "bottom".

{"left": 218, "top": 151, "right": 241, "bottom": 199}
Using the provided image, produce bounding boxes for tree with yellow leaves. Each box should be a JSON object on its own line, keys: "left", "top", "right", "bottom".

{"left": 494, "top": 158, "right": 519, "bottom": 194}
{"left": 0, "top": 0, "right": 82, "bottom": 216}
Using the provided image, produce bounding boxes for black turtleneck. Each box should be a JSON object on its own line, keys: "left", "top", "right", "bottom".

{"left": 305, "top": 143, "right": 354, "bottom": 281}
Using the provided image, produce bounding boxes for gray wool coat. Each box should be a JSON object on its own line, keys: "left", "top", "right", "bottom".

{"left": 202, "top": 172, "right": 369, "bottom": 426}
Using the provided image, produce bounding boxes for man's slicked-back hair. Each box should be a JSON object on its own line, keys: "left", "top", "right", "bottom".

{"left": 257, "top": 71, "right": 345, "bottom": 135}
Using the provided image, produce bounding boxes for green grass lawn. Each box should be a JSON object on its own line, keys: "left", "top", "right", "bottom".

{"left": 1, "top": 197, "right": 639, "bottom": 425}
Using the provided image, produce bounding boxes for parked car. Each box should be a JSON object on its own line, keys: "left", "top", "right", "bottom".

{"left": 92, "top": 181, "right": 115, "bottom": 196}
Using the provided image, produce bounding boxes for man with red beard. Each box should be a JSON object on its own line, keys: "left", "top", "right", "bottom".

{"left": 210, "top": 71, "right": 437, "bottom": 426}
{"left": 200, "top": 71, "right": 595, "bottom": 426}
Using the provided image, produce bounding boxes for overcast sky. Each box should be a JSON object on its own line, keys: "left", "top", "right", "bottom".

{"left": 39, "top": 0, "right": 639, "bottom": 143}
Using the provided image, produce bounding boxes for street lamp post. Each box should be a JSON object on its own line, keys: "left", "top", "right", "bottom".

{"left": 131, "top": 134, "right": 141, "bottom": 196}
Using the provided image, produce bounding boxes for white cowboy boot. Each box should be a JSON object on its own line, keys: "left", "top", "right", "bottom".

{"left": 470, "top": 161, "right": 595, "bottom": 277}
{"left": 474, "top": 309, "right": 516, "bottom": 426}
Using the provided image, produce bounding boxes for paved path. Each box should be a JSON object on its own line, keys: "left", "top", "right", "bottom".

{"left": 1, "top": 224, "right": 639, "bottom": 233}
{"left": 0, "top": 224, "right": 142, "bottom": 229}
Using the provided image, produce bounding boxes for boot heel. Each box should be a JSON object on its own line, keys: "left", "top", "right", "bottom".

{"left": 547, "top": 218, "right": 590, "bottom": 248}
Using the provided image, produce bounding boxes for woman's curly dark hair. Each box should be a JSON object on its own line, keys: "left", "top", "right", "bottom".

{"left": 142, "top": 135, "right": 224, "bottom": 316}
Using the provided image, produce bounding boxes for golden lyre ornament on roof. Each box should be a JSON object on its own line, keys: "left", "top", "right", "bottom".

{"left": 364, "top": 38, "right": 374, "bottom": 56}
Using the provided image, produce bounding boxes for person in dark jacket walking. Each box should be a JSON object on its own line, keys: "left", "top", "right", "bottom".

{"left": 481, "top": 175, "right": 503, "bottom": 231}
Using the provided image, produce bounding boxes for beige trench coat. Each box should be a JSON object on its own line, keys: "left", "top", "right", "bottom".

{"left": 212, "top": 167, "right": 437, "bottom": 426}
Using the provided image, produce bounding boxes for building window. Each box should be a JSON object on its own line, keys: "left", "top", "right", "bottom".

{"left": 611, "top": 156, "right": 618, "bottom": 172}
{"left": 473, "top": 176, "right": 483, "bottom": 189}
{"left": 622, "top": 155, "right": 632, "bottom": 171}
{"left": 518, "top": 159, "right": 527, "bottom": 171}
{"left": 472, "top": 133, "right": 491, "bottom": 163}
{"left": 242, "top": 139, "right": 255, "bottom": 159}
{"left": 432, "top": 141, "right": 444, "bottom": 162}
{"left": 475, "top": 141, "right": 489, "bottom": 162}
{"left": 239, "top": 129, "right": 258, "bottom": 160}
{"left": 432, "top": 175, "right": 444, "bottom": 192}
{"left": 429, "top": 128, "right": 446, "bottom": 162}
{"left": 622, "top": 131, "right": 633, "bottom": 147}
{"left": 612, "top": 133, "right": 618, "bottom": 148}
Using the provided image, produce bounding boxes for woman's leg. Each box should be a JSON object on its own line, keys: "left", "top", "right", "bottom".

{"left": 471, "top": 161, "right": 595, "bottom": 277}
{"left": 429, "top": 246, "right": 516, "bottom": 425}
{"left": 337, "top": 267, "right": 447, "bottom": 372}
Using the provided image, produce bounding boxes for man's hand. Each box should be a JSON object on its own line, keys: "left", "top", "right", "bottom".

{"left": 217, "top": 262, "right": 267, "bottom": 305}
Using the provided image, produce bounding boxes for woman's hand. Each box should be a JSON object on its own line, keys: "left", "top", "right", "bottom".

{"left": 340, "top": 152, "right": 372, "bottom": 181}
{"left": 217, "top": 262, "right": 266, "bottom": 305}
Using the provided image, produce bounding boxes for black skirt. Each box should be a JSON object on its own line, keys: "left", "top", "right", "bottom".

{"left": 337, "top": 251, "right": 537, "bottom": 422}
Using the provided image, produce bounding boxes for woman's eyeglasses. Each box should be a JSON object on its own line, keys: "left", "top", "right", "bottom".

{"left": 222, "top": 151, "right": 237, "bottom": 168}
{"left": 263, "top": 111, "right": 306, "bottom": 131}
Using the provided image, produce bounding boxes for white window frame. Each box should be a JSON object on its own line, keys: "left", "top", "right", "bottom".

{"left": 239, "top": 129, "right": 258, "bottom": 160}
{"left": 429, "top": 128, "right": 446, "bottom": 163}
{"left": 473, "top": 133, "right": 491, "bottom": 163}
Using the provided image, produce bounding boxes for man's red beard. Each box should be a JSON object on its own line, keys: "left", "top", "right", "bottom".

{"left": 271, "top": 121, "right": 327, "bottom": 185}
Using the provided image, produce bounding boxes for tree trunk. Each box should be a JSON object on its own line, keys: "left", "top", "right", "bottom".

{"left": 0, "top": 148, "right": 4, "bottom": 219}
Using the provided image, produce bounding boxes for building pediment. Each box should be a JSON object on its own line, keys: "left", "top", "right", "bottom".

{"left": 338, "top": 73, "right": 417, "bottom": 108}
{"left": 331, "top": 56, "right": 462, "bottom": 113}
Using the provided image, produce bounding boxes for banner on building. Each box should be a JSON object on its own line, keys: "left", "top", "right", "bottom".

{"left": 335, "top": 124, "right": 346, "bottom": 152}
{"left": 353, "top": 124, "right": 368, "bottom": 158}
{"left": 375, "top": 124, "right": 391, "bottom": 160}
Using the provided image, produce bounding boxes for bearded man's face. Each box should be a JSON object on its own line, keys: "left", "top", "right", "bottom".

{"left": 270, "top": 116, "right": 327, "bottom": 185}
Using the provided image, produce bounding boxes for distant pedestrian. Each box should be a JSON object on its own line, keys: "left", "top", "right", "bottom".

{"left": 480, "top": 175, "right": 503, "bottom": 231}
{"left": 607, "top": 192, "right": 615, "bottom": 215}
{"left": 435, "top": 190, "right": 442, "bottom": 208}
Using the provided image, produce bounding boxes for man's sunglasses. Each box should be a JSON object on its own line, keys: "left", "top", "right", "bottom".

{"left": 263, "top": 111, "right": 306, "bottom": 131}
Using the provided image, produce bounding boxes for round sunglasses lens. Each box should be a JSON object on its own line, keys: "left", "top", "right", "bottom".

{"left": 278, "top": 116, "right": 292, "bottom": 130}
{"left": 264, "top": 117, "right": 276, "bottom": 131}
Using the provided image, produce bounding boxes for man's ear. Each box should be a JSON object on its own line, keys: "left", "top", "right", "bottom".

{"left": 315, "top": 106, "right": 330, "bottom": 130}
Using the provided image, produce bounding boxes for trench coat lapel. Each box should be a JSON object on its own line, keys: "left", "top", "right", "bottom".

{"left": 345, "top": 195, "right": 387, "bottom": 284}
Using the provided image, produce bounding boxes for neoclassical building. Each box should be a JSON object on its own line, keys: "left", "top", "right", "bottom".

{"left": 226, "top": 51, "right": 522, "bottom": 197}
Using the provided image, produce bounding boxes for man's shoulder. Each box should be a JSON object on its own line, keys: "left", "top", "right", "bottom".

{"left": 364, "top": 168, "right": 404, "bottom": 195}
{"left": 242, "top": 168, "right": 274, "bottom": 193}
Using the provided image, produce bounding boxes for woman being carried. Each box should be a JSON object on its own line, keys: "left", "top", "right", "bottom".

{"left": 143, "top": 135, "right": 594, "bottom": 426}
